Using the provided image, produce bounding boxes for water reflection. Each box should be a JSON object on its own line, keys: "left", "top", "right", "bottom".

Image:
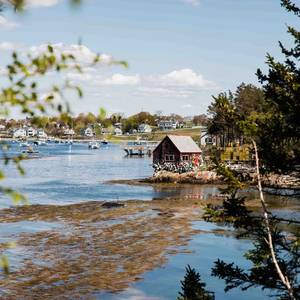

{"left": 99, "top": 221, "right": 270, "bottom": 300}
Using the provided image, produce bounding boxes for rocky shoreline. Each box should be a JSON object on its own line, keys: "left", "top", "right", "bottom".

{"left": 112, "top": 170, "right": 300, "bottom": 196}
{"left": 143, "top": 170, "right": 222, "bottom": 184}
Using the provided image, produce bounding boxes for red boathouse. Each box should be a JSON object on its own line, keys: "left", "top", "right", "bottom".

{"left": 153, "top": 135, "right": 201, "bottom": 164}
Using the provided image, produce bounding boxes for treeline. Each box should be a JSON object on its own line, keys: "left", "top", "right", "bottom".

{"left": 207, "top": 78, "right": 299, "bottom": 172}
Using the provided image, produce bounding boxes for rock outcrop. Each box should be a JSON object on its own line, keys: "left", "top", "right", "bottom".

{"left": 144, "top": 170, "right": 221, "bottom": 184}
{"left": 262, "top": 173, "right": 300, "bottom": 189}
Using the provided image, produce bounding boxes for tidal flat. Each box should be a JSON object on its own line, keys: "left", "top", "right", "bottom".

{"left": 0, "top": 198, "right": 208, "bottom": 299}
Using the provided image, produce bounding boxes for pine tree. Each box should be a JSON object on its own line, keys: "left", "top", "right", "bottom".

{"left": 177, "top": 265, "right": 215, "bottom": 300}
{"left": 256, "top": 0, "right": 300, "bottom": 172}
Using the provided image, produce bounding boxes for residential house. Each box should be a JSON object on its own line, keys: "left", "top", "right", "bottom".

{"left": 114, "top": 127, "right": 122, "bottom": 136}
{"left": 138, "top": 124, "right": 152, "bottom": 133}
{"left": 200, "top": 126, "right": 216, "bottom": 146}
{"left": 37, "top": 129, "right": 47, "bottom": 138}
{"left": 26, "top": 127, "right": 36, "bottom": 137}
{"left": 101, "top": 128, "right": 112, "bottom": 135}
{"left": 63, "top": 128, "right": 75, "bottom": 136}
{"left": 84, "top": 127, "right": 94, "bottom": 137}
{"left": 158, "top": 120, "right": 178, "bottom": 131}
{"left": 13, "top": 128, "right": 27, "bottom": 138}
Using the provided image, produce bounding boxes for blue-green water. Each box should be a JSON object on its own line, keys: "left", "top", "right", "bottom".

{"left": 0, "top": 141, "right": 299, "bottom": 299}
{"left": 99, "top": 221, "right": 270, "bottom": 300}
{"left": 0, "top": 142, "right": 221, "bottom": 207}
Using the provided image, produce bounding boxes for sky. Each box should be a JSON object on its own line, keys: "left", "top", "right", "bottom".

{"left": 0, "top": 0, "right": 298, "bottom": 117}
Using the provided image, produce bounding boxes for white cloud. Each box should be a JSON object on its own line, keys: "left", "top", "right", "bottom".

{"left": 111, "top": 288, "right": 162, "bottom": 300}
{"left": 182, "top": 0, "right": 200, "bottom": 6}
{"left": 182, "top": 103, "right": 193, "bottom": 108}
{"left": 0, "top": 16, "right": 18, "bottom": 30}
{"left": 102, "top": 74, "right": 141, "bottom": 86}
{"left": 67, "top": 72, "right": 140, "bottom": 86}
{"left": 68, "top": 67, "right": 215, "bottom": 94}
{"left": 158, "top": 69, "right": 212, "bottom": 88}
{"left": 67, "top": 72, "right": 93, "bottom": 82}
{"left": 26, "top": 0, "right": 60, "bottom": 7}
{"left": 0, "top": 42, "right": 23, "bottom": 51}
{"left": 27, "top": 43, "right": 113, "bottom": 67}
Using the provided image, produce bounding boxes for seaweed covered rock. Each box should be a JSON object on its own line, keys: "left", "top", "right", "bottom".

{"left": 102, "top": 202, "right": 125, "bottom": 208}
{"left": 145, "top": 170, "right": 221, "bottom": 184}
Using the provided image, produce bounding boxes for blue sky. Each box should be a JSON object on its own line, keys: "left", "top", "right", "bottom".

{"left": 0, "top": 0, "right": 298, "bottom": 117}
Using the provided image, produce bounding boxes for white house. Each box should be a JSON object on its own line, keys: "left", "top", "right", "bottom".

{"left": 84, "top": 127, "right": 94, "bottom": 137}
{"left": 13, "top": 128, "right": 27, "bottom": 138}
{"left": 114, "top": 127, "right": 122, "bottom": 136}
{"left": 138, "top": 124, "right": 152, "bottom": 133}
{"left": 200, "top": 126, "right": 216, "bottom": 146}
{"left": 0, "top": 124, "right": 6, "bottom": 131}
{"left": 101, "top": 127, "right": 112, "bottom": 135}
{"left": 158, "top": 120, "right": 178, "bottom": 131}
{"left": 37, "top": 129, "right": 47, "bottom": 138}
{"left": 26, "top": 127, "right": 36, "bottom": 137}
{"left": 63, "top": 128, "right": 75, "bottom": 136}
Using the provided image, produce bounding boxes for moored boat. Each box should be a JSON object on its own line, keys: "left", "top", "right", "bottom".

{"left": 65, "top": 139, "right": 73, "bottom": 145}
{"left": 88, "top": 141, "right": 100, "bottom": 149}
{"left": 22, "top": 146, "right": 39, "bottom": 154}
{"left": 19, "top": 141, "right": 31, "bottom": 147}
{"left": 33, "top": 138, "right": 47, "bottom": 146}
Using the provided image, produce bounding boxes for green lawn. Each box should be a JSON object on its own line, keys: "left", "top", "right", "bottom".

{"left": 108, "top": 127, "right": 201, "bottom": 143}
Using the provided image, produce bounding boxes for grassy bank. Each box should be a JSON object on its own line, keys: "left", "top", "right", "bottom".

{"left": 108, "top": 127, "right": 201, "bottom": 143}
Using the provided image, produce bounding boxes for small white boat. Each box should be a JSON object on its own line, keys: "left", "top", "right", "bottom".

{"left": 88, "top": 141, "right": 100, "bottom": 149}
{"left": 22, "top": 146, "right": 39, "bottom": 154}
{"left": 65, "top": 139, "right": 73, "bottom": 145}
{"left": 19, "top": 141, "right": 30, "bottom": 147}
{"left": 34, "top": 139, "right": 47, "bottom": 146}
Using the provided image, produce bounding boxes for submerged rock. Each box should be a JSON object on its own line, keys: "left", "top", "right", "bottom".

{"left": 102, "top": 202, "right": 125, "bottom": 208}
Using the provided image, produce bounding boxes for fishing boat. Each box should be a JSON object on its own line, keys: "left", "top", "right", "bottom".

{"left": 88, "top": 141, "right": 100, "bottom": 149}
{"left": 101, "top": 139, "right": 108, "bottom": 145}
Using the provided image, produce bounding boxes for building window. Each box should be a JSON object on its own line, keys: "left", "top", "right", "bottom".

{"left": 182, "top": 155, "right": 190, "bottom": 161}
{"left": 165, "top": 154, "right": 175, "bottom": 161}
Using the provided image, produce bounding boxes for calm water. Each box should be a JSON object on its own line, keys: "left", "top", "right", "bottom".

{"left": 0, "top": 141, "right": 299, "bottom": 299}
{"left": 0, "top": 142, "right": 220, "bottom": 207}
{"left": 99, "top": 221, "right": 270, "bottom": 300}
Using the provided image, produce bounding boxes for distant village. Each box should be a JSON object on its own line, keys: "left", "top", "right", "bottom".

{"left": 0, "top": 111, "right": 212, "bottom": 143}
{"left": 0, "top": 111, "right": 255, "bottom": 166}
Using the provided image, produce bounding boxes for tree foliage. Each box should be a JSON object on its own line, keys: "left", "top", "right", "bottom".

{"left": 0, "top": 0, "right": 127, "bottom": 273}
{"left": 178, "top": 265, "right": 215, "bottom": 300}
{"left": 208, "top": 0, "right": 300, "bottom": 172}
{"left": 187, "top": 2, "right": 300, "bottom": 298}
{"left": 255, "top": 0, "right": 300, "bottom": 172}
{"left": 205, "top": 164, "right": 300, "bottom": 300}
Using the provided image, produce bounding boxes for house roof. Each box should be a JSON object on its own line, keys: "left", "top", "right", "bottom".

{"left": 154, "top": 135, "right": 201, "bottom": 153}
{"left": 168, "top": 135, "right": 201, "bottom": 153}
